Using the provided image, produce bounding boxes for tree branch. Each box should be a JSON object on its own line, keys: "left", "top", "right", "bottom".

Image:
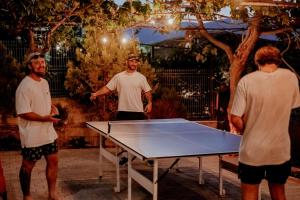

{"left": 45, "top": 2, "right": 80, "bottom": 51}
{"left": 281, "top": 32, "right": 291, "bottom": 56}
{"left": 261, "top": 27, "right": 293, "bottom": 35}
{"left": 193, "top": 10, "right": 234, "bottom": 63}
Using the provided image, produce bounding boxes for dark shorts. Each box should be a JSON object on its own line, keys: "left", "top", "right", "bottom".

{"left": 238, "top": 160, "right": 291, "bottom": 184}
{"left": 21, "top": 140, "right": 58, "bottom": 162}
{"left": 116, "top": 111, "right": 147, "bottom": 120}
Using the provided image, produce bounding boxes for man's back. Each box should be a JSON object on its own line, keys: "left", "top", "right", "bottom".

{"left": 233, "top": 68, "right": 299, "bottom": 166}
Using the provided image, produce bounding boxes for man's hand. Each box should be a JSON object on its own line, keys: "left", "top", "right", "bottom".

{"left": 90, "top": 86, "right": 111, "bottom": 102}
{"left": 90, "top": 92, "right": 97, "bottom": 101}
{"left": 144, "top": 102, "right": 152, "bottom": 113}
{"left": 50, "top": 105, "right": 59, "bottom": 116}
{"left": 48, "top": 115, "right": 61, "bottom": 123}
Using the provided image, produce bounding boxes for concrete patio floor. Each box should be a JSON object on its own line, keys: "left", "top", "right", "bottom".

{"left": 1, "top": 148, "right": 300, "bottom": 200}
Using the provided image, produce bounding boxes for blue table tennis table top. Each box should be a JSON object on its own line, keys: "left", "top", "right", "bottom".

{"left": 86, "top": 118, "right": 241, "bottom": 159}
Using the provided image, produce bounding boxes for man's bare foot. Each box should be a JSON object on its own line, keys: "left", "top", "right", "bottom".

{"left": 23, "top": 195, "right": 33, "bottom": 200}
{"left": 48, "top": 193, "right": 59, "bottom": 200}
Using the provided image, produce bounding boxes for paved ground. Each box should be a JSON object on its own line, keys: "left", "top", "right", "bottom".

{"left": 1, "top": 148, "right": 300, "bottom": 200}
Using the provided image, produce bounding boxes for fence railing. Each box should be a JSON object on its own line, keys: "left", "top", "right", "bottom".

{"left": 47, "top": 47, "right": 76, "bottom": 97}
{"left": 156, "top": 68, "right": 217, "bottom": 120}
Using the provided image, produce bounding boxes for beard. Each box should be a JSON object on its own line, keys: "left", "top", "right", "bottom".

{"left": 31, "top": 69, "right": 46, "bottom": 77}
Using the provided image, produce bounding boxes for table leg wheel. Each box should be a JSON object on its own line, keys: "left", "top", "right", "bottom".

{"left": 220, "top": 189, "right": 226, "bottom": 197}
{"left": 114, "top": 187, "right": 120, "bottom": 192}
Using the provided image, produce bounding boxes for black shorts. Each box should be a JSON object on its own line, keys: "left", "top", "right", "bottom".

{"left": 21, "top": 140, "right": 58, "bottom": 162}
{"left": 238, "top": 161, "right": 291, "bottom": 184}
{"left": 116, "top": 111, "right": 147, "bottom": 120}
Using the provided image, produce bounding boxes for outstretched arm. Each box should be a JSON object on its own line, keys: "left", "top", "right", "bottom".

{"left": 144, "top": 91, "right": 152, "bottom": 113}
{"left": 90, "top": 86, "right": 111, "bottom": 101}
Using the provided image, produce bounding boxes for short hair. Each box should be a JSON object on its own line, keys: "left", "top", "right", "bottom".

{"left": 254, "top": 46, "right": 282, "bottom": 66}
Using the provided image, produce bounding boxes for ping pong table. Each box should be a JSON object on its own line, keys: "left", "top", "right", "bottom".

{"left": 86, "top": 118, "right": 241, "bottom": 200}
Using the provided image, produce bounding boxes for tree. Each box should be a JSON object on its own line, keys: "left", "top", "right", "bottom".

{"left": 145, "top": 0, "right": 300, "bottom": 112}
{"left": 151, "top": 0, "right": 299, "bottom": 109}
{"left": 0, "top": 0, "right": 150, "bottom": 53}
{"left": 0, "top": 0, "right": 82, "bottom": 53}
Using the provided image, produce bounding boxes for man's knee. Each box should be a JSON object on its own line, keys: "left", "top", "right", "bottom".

{"left": 21, "top": 159, "right": 36, "bottom": 172}
{"left": 45, "top": 153, "right": 58, "bottom": 167}
{"left": 241, "top": 183, "right": 260, "bottom": 200}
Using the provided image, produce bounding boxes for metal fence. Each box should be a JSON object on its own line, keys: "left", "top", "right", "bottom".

{"left": 1, "top": 40, "right": 217, "bottom": 120}
{"left": 47, "top": 47, "right": 75, "bottom": 97}
{"left": 0, "top": 40, "right": 74, "bottom": 97}
{"left": 156, "top": 68, "right": 217, "bottom": 120}
{"left": 0, "top": 40, "right": 28, "bottom": 64}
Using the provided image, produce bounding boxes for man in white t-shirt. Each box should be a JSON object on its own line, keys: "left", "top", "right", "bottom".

{"left": 90, "top": 53, "right": 152, "bottom": 164}
{"left": 15, "top": 52, "right": 60, "bottom": 200}
{"left": 90, "top": 53, "right": 152, "bottom": 119}
{"left": 231, "top": 46, "right": 300, "bottom": 200}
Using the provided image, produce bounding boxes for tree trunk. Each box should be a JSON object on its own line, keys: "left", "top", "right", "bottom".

{"left": 192, "top": 10, "right": 261, "bottom": 131}
{"left": 28, "top": 30, "right": 38, "bottom": 53}
{"left": 228, "top": 16, "right": 261, "bottom": 111}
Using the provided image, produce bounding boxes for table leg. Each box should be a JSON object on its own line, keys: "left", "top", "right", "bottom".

{"left": 219, "top": 155, "right": 226, "bottom": 196}
{"left": 128, "top": 154, "right": 132, "bottom": 200}
{"left": 114, "top": 147, "right": 121, "bottom": 192}
{"left": 198, "top": 157, "right": 204, "bottom": 184}
{"left": 153, "top": 160, "right": 158, "bottom": 200}
{"left": 99, "top": 135, "right": 103, "bottom": 179}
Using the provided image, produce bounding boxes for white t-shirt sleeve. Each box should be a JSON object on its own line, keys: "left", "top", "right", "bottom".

{"left": 291, "top": 74, "right": 300, "bottom": 109}
{"left": 16, "top": 86, "right": 32, "bottom": 115}
{"left": 141, "top": 76, "right": 151, "bottom": 93}
{"left": 231, "top": 80, "right": 246, "bottom": 117}
{"left": 106, "top": 74, "right": 118, "bottom": 91}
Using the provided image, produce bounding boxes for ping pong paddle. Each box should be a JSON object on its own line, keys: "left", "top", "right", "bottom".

{"left": 52, "top": 114, "right": 61, "bottom": 119}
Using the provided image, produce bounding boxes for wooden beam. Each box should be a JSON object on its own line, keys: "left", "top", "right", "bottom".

{"left": 241, "top": 1, "right": 300, "bottom": 8}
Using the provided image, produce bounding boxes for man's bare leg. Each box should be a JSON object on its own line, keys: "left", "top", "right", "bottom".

{"left": 45, "top": 153, "right": 58, "bottom": 200}
{"left": 241, "top": 182, "right": 260, "bottom": 200}
{"left": 19, "top": 159, "right": 36, "bottom": 200}
{"left": 268, "top": 182, "right": 286, "bottom": 200}
{"left": 0, "top": 159, "right": 7, "bottom": 200}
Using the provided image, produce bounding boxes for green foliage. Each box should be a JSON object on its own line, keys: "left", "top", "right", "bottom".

{"left": 0, "top": 42, "right": 25, "bottom": 118}
{"left": 53, "top": 103, "right": 69, "bottom": 129}
{"left": 151, "top": 86, "right": 187, "bottom": 119}
{"left": 1, "top": 0, "right": 56, "bottom": 33}
{"left": 0, "top": 0, "right": 152, "bottom": 50}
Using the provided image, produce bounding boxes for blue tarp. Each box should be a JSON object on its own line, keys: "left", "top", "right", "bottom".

{"left": 126, "top": 19, "right": 277, "bottom": 45}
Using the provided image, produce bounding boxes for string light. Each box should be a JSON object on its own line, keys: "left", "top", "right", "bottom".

{"left": 121, "top": 37, "right": 128, "bottom": 44}
{"left": 56, "top": 43, "right": 62, "bottom": 51}
{"left": 149, "top": 19, "right": 156, "bottom": 25}
{"left": 167, "top": 17, "right": 174, "bottom": 25}
{"left": 101, "top": 36, "right": 108, "bottom": 44}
